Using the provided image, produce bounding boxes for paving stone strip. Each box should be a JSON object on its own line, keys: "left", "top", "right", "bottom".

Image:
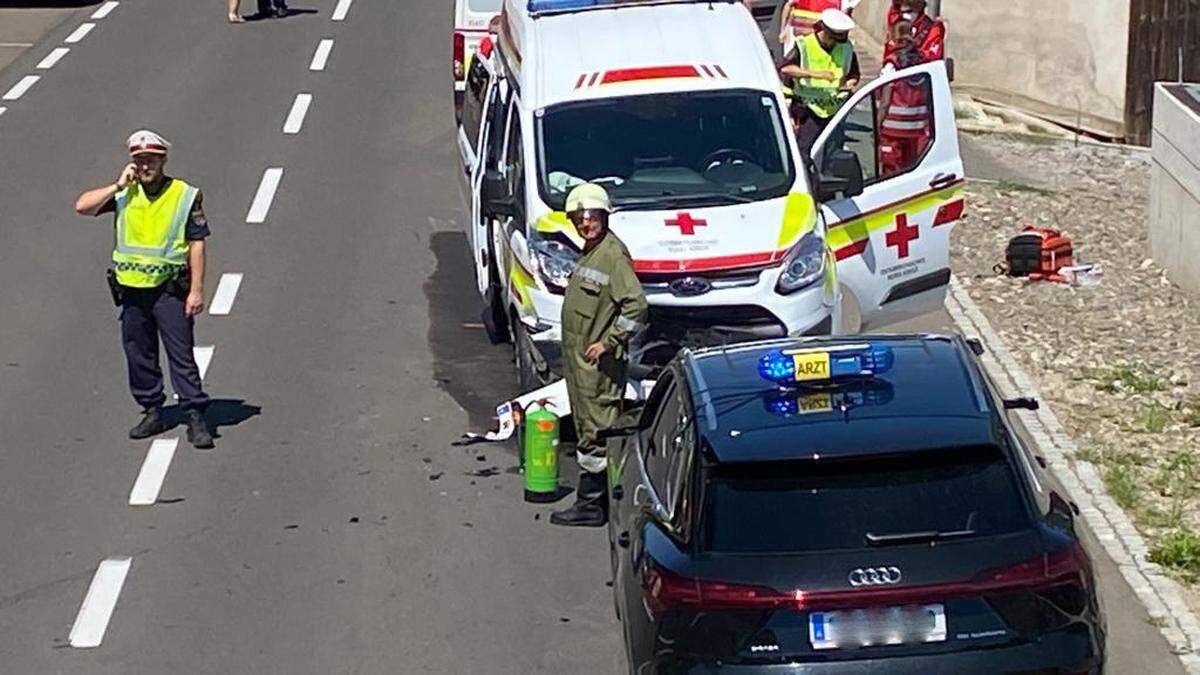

{"left": 945, "top": 277, "right": 1200, "bottom": 672}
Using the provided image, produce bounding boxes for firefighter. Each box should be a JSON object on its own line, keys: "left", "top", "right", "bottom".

{"left": 780, "top": 8, "right": 860, "bottom": 153}
{"left": 551, "top": 183, "right": 648, "bottom": 528}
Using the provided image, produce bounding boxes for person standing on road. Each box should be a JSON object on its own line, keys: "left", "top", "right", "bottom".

{"left": 254, "top": 0, "right": 290, "bottom": 19}
{"left": 228, "top": 0, "right": 245, "bottom": 23}
{"left": 885, "top": 0, "right": 945, "bottom": 64}
{"left": 551, "top": 184, "right": 648, "bottom": 528}
{"left": 74, "top": 130, "right": 215, "bottom": 449}
{"left": 780, "top": 8, "right": 860, "bottom": 153}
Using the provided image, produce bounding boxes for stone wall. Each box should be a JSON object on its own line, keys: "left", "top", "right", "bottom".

{"left": 850, "top": 0, "right": 1130, "bottom": 135}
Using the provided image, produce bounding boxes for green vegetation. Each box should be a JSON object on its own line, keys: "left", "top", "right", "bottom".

{"left": 1130, "top": 405, "right": 1172, "bottom": 434}
{"left": 1148, "top": 529, "right": 1200, "bottom": 582}
{"left": 1103, "top": 463, "right": 1140, "bottom": 511}
{"left": 1084, "top": 364, "right": 1168, "bottom": 395}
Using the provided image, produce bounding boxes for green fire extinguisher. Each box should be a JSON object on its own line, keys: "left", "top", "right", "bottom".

{"left": 523, "top": 402, "right": 560, "bottom": 503}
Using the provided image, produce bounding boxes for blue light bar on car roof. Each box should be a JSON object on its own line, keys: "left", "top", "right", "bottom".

{"left": 758, "top": 343, "right": 894, "bottom": 386}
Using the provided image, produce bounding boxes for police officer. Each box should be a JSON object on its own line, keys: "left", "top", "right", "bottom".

{"left": 551, "top": 184, "right": 648, "bottom": 528}
{"left": 74, "top": 130, "right": 214, "bottom": 449}
{"left": 780, "top": 8, "right": 861, "bottom": 153}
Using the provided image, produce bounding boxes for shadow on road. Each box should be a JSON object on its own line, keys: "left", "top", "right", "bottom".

{"left": 242, "top": 7, "right": 319, "bottom": 21}
{"left": 423, "top": 231, "right": 517, "bottom": 433}
{"left": 163, "top": 398, "right": 261, "bottom": 438}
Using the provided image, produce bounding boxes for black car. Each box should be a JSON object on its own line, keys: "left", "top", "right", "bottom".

{"left": 605, "top": 334, "right": 1105, "bottom": 673}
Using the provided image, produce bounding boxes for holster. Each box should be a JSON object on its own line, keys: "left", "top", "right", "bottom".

{"left": 163, "top": 267, "right": 192, "bottom": 299}
{"left": 105, "top": 269, "right": 123, "bottom": 307}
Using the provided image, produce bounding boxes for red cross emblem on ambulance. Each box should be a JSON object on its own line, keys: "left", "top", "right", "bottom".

{"left": 666, "top": 212, "right": 707, "bottom": 236}
{"left": 886, "top": 213, "right": 919, "bottom": 258}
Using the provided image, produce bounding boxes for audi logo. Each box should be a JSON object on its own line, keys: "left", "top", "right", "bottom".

{"left": 848, "top": 566, "right": 903, "bottom": 587}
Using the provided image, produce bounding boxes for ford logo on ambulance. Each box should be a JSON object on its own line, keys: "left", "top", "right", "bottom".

{"left": 668, "top": 277, "right": 713, "bottom": 297}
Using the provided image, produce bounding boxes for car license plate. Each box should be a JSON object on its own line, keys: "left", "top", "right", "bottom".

{"left": 809, "top": 604, "right": 946, "bottom": 651}
{"left": 791, "top": 352, "right": 830, "bottom": 381}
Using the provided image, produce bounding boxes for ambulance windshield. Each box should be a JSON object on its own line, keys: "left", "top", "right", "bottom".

{"left": 536, "top": 89, "right": 796, "bottom": 211}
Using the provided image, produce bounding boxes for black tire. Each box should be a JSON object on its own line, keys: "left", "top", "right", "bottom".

{"left": 513, "top": 320, "right": 540, "bottom": 392}
{"left": 481, "top": 231, "right": 510, "bottom": 345}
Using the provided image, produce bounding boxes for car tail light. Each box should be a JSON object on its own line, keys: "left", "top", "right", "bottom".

{"left": 644, "top": 544, "right": 1089, "bottom": 615}
{"left": 453, "top": 32, "right": 465, "bottom": 81}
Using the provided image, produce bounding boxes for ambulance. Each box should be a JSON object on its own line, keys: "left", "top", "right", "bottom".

{"left": 453, "top": 0, "right": 503, "bottom": 117}
{"left": 457, "top": 0, "right": 965, "bottom": 393}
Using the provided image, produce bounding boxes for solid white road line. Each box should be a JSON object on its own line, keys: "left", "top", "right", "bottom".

{"left": 331, "top": 0, "right": 353, "bottom": 21}
{"left": 283, "top": 93, "right": 312, "bottom": 134}
{"left": 2, "top": 76, "right": 39, "bottom": 101}
{"left": 69, "top": 557, "right": 132, "bottom": 648}
{"left": 0, "top": 42, "right": 35, "bottom": 48}
{"left": 209, "top": 273, "right": 243, "bottom": 315}
{"left": 37, "top": 47, "right": 70, "bottom": 70}
{"left": 309, "top": 39, "right": 333, "bottom": 71}
{"left": 129, "top": 438, "right": 178, "bottom": 506}
{"left": 91, "top": 1, "right": 120, "bottom": 19}
{"left": 194, "top": 346, "right": 214, "bottom": 380}
{"left": 64, "top": 23, "right": 96, "bottom": 44}
{"left": 246, "top": 168, "right": 283, "bottom": 223}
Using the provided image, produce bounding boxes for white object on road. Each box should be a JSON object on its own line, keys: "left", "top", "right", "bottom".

{"left": 209, "top": 273, "right": 243, "bottom": 315}
{"left": 91, "top": 2, "right": 120, "bottom": 19}
{"left": 331, "top": 0, "right": 353, "bottom": 21}
{"left": 65, "top": 23, "right": 96, "bottom": 44}
{"left": 310, "top": 39, "right": 334, "bottom": 71}
{"left": 69, "top": 557, "right": 132, "bottom": 648}
{"left": 1060, "top": 264, "right": 1103, "bottom": 287}
{"left": 37, "top": 47, "right": 70, "bottom": 70}
{"left": 2, "top": 75, "right": 39, "bottom": 101}
{"left": 246, "top": 168, "right": 283, "bottom": 223}
{"left": 283, "top": 93, "right": 313, "bottom": 134}
{"left": 194, "top": 346, "right": 214, "bottom": 380}
{"left": 129, "top": 438, "right": 178, "bottom": 506}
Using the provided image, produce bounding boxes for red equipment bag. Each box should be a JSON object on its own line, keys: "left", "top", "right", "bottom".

{"left": 1004, "top": 226, "right": 1073, "bottom": 280}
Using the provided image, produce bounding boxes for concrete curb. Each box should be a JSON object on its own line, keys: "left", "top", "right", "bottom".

{"left": 944, "top": 276, "right": 1200, "bottom": 673}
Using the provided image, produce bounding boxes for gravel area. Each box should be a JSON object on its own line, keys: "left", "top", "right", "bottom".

{"left": 951, "top": 133, "right": 1200, "bottom": 594}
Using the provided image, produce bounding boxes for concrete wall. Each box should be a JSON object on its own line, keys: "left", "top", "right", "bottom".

{"left": 851, "top": 0, "right": 1130, "bottom": 134}
{"left": 1149, "top": 84, "right": 1200, "bottom": 294}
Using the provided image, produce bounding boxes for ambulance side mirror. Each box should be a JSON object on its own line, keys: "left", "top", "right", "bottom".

{"left": 482, "top": 170, "right": 517, "bottom": 219}
{"left": 814, "top": 149, "right": 864, "bottom": 201}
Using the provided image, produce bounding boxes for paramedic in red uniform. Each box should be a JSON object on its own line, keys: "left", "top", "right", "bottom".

{"left": 884, "top": 0, "right": 945, "bottom": 64}
{"left": 878, "top": 20, "right": 933, "bottom": 177}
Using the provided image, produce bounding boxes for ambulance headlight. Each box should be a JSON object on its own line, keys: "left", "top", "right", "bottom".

{"left": 530, "top": 236, "right": 578, "bottom": 290}
{"left": 776, "top": 232, "right": 827, "bottom": 294}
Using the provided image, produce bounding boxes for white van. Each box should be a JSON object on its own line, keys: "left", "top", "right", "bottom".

{"left": 458, "top": 0, "right": 965, "bottom": 389}
{"left": 453, "top": 0, "right": 503, "bottom": 116}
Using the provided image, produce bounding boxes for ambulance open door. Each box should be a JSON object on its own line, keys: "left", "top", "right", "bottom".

{"left": 463, "top": 57, "right": 505, "bottom": 297}
{"left": 809, "top": 60, "right": 965, "bottom": 331}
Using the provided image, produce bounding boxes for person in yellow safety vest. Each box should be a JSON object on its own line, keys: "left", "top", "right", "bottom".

{"left": 551, "top": 183, "right": 648, "bottom": 528}
{"left": 74, "top": 130, "right": 214, "bottom": 449}
{"left": 780, "top": 8, "right": 861, "bottom": 154}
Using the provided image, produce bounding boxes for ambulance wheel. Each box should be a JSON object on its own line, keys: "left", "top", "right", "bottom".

{"left": 514, "top": 321, "right": 539, "bottom": 392}
{"left": 481, "top": 286, "right": 510, "bottom": 345}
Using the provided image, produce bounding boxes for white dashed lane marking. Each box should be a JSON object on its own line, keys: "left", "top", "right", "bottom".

{"left": 3, "top": 76, "right": 39, "bottom": 101}
{"left": 128, "top": 438, "right": 178, "bottom": 506}
{"left": 68, "top": 557, "right": 131, "bottom": 648}
{"left": 0, "top": 107, "right": 7, "bottom": 117}
{"left": 37, "top": 47, "right": 70, "bottom": 70}
{"left": 64, "top": 23, "right": 96, "bottom": 44}
{"left": 246, "top": 168, "right": 283, "bottom": 223}
{"left": 283, "top": 93, "right": 312, "bottom": 134}
{"left": 331, "top": 0, "right": 353, "bottom": 21}
{"left": 309, "top": 39, "right": 333, "bottom": 71}
{"left": 91, "top": 1, "right": 120, "bottom": 19}
{"left": 209, "top": 273, "right": 243, "bottom": 315}
{"left": 193, "top": 346, "right": 214, "bottom": 380}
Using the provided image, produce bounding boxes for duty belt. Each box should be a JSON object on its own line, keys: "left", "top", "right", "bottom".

{"left": 114, "top": 261, "right": 184, "bottom": 276}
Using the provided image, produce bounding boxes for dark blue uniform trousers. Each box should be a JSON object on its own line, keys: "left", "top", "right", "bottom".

{"left": 119, "top": 287, "right": 209, "bottom": 411}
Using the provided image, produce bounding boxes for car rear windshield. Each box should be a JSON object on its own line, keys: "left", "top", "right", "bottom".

{"left": 700, "top": 446, "right": 1032, "bottom": 554}
{"left": 536, "top": 89, "right": 795, "bottom": 211}
{"left": 467, "top": 0, "right": 502, "bottom": 12}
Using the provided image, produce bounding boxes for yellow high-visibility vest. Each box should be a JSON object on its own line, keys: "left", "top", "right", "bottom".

{"left": 111, "top": 179, "right": 198, "bottom": 288}
{"left": 792, "top": 33, "right": 853, "bottom": 119}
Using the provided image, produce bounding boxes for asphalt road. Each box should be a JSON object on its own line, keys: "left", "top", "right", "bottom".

{"left": 0, "top": 2, "right": 1186, "bottom": 673}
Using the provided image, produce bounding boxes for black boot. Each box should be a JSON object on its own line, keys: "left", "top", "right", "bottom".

{"left": 185, "top": 409, "right": 214, "bottom": 449}
{"left": 129, "top": 407, "right": 166, "bottom": 440}
{"left": 550, "top": 472, "right": 608, "bottom": 527}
